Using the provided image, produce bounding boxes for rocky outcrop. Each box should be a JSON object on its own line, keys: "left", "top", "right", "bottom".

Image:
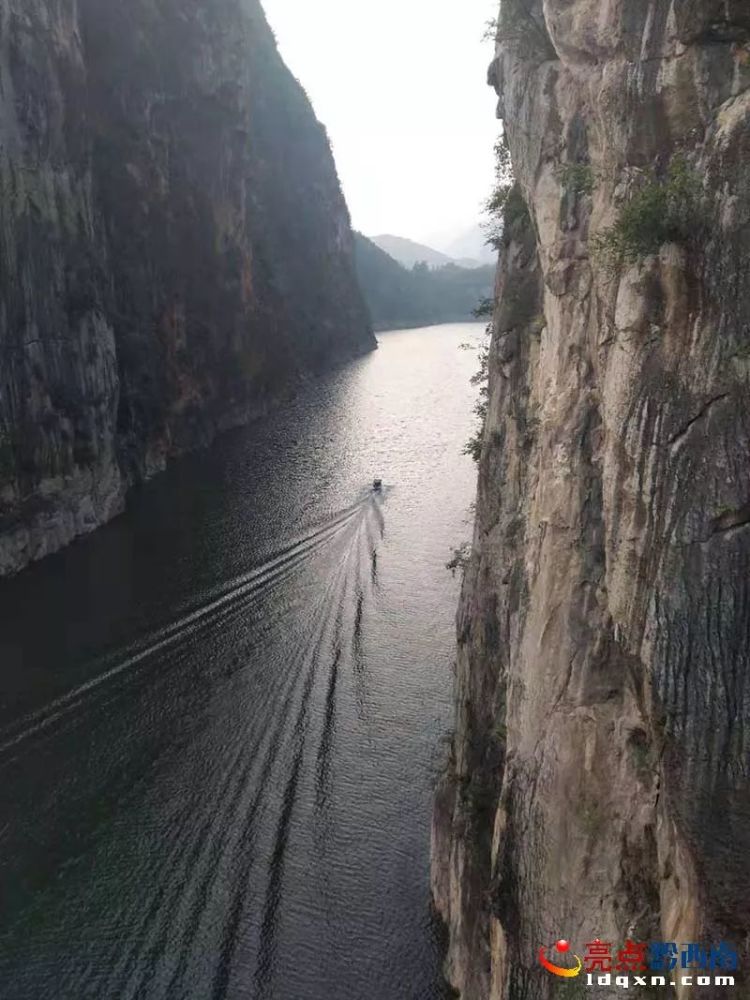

{"left": 434, "top": 2, "right": 750, "bottom": 997}
{"left": 0, "top": 0, "right": 373, "bottom": 575}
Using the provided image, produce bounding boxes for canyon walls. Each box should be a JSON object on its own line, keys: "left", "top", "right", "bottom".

{"left": 433, "top": 2, "right": 750, "bottom": 997}
{"left": 0, "top": 0, "right": 373, "bottom": 575}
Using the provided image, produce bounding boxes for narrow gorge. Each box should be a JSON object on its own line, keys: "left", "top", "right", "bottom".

{"left": 0, "top": 0, "right": 373, "bottom": 576}
{"left": 433, "top": 2, "right": 750, "bottom": 997}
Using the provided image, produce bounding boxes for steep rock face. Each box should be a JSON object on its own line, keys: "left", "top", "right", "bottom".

{"left": 433, "top": 2, "right": 750, "bottom": 997}
{"left": 0, "top": 0, "right": 372, "bottom": 575}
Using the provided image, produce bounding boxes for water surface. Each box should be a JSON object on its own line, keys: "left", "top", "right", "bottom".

{"left": 0, "top": 323, "right": 482, "bottom": 999}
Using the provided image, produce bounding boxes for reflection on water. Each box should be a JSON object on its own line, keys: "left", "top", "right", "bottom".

{"left": 0, "top": 324, "right": 482, "bottom": 1000}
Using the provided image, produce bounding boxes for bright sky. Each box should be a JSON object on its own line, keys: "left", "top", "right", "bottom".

{"left": 261, "top": 0, "right": 500, "bottom": 248}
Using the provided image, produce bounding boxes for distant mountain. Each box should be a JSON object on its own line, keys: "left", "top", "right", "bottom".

{"left": 437, "top": 224, "right": 497, "bottom": 266}
{"left": 370, "top": 232, "right": 491, "bottom": 270}
{"left": 370, "top": 234, "right": 454, "bottom": 270}
{"left": 354, "top": 234, "right": 495, "bottom": 331}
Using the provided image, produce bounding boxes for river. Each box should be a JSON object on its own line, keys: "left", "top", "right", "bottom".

{"left": 0, "top": 323, "right": 482, "bottom": 1000}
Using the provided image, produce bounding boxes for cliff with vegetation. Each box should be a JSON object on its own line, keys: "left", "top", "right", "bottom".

{"left": 0, "top": 0, "right": 373, "bottom": 575}
{"left": 433, "top": 2, "right": 750, "bottom": 997}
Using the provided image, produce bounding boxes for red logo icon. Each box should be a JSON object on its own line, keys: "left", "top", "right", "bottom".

{"left": 539, "top": 939, "right": 583, "bottom": 978}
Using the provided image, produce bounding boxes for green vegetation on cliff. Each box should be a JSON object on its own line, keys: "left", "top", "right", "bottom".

{"left": 593, "top": 157, "right": 703, "bottom": 267}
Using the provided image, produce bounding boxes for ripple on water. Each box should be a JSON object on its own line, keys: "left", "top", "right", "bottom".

{"left": 0, "top": 323, "right": 483, "bottom": 1000}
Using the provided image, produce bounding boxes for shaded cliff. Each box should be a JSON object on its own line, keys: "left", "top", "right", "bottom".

{"left": 434, "top": 2, "right": 750, "bottom": 998}
{"left": 0, "top": 0, "right": 373, "bottom": 575}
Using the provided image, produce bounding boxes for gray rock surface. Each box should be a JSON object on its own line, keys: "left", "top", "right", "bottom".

{"left": 0, "top": 0, "right": 373, "bottom": 575}
{"left": 433, "top": 2, "right": 750, "bottom": 997}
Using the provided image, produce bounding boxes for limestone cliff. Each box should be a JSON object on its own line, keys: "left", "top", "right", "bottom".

{"left": 433, "top": 2, "right": 750, "bottom": 997}
{"left": 0, "top": 0, "right": 373, "bottom": 575}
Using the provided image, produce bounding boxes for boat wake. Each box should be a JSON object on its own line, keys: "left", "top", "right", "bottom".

{"left": 0, "top": 488, "right": 388, "bottom": 1000}
{"left": 0, "top": 494, "right": 380, "bottom": 766}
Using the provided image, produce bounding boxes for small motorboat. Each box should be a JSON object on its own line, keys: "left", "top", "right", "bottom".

{"left": 372, "top": 479, "right": 383, "bottom": 492}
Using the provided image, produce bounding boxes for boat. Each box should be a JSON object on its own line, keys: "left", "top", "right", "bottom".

{"left": 372, "top": 479, "right": 383, "bottom": 491}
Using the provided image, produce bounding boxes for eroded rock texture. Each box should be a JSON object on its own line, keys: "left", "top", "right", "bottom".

{"left": 0, "top": 0, "right": 373, "bottom": 574}
{"left": 433, "top": 2, "right": 750, "bottom": 997}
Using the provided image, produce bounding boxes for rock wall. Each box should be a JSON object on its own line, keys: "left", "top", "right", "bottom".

{"left": 433, "top": 2, "right": 750, "bottom": 997}
{"left": 0, "top": 0, "right": 373, "bottom": 575}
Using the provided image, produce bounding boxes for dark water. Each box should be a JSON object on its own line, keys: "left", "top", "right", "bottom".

{"left": 0, "top": 324, "right": 482, "bottom": 1000}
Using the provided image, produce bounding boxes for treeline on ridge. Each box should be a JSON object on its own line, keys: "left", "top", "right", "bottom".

{"left": 354, "top": 233, "right": 495, "bottom": 331}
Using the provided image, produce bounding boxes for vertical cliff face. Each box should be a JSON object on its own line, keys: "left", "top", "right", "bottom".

{"left": 433, "top": 2, "right": 750, "bottom": 997}
{"left": 0, "top": 0, "right": 373, "bottom": 575}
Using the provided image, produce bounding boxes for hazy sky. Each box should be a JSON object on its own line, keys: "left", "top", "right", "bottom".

{"left": 261, "top": 0, "right": 500, "bottom": 248}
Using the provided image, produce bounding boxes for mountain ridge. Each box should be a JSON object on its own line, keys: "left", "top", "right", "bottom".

{"left": 370, "top": 233, "right": 485, "bottom": 271}
{"left": 354, "top": 233, "right": 494, "bottom": 331}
